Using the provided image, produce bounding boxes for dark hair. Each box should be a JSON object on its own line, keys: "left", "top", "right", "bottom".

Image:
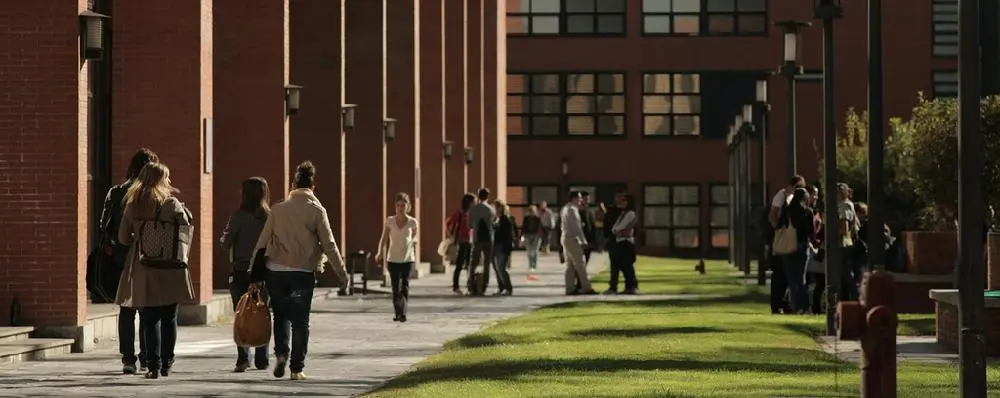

{"left": 395, "top": 192, "right": 412, "bottom": 213}
{"left": 568, "top": 191, "right": 582, "bottom": 201}
{"left": 581, "top": 191, "right": 591, "bottom": 198}
{"left": 240, "top": 177, "right": 270, "bottom": 217}
{"left": 461, "top": 193, "right": 476, "bottom": 212}
{"left": 807, "top": 185, "right": 819, "bottom": 195}
{"left": 789, "top": 175, "right": 806, "bottom": 188}
{"left": 293, "top": 160, "right": 316, "bottom": 189}
{"left": 791, "top": 187, "right": 809, "bottom": 208}
{"left": 623, "top": 194, "right": 635, "bottom": 211}
{"left": 477, "top": 187, "right": 490, "bottom": 201}
{"left": 125, "top": 148, "right": 159, "bottom": 180}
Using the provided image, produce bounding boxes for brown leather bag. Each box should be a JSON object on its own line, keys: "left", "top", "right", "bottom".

{"left": 233, "top": 283, "right": 271, "bottom": 348}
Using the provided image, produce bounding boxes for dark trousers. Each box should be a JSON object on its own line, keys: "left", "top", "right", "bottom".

{"left": 119, "top": 306, "right": 147, "bottom": 366}
{"left": 783, "top": 244, "right": 810, "bottom": 313}
{"left": 492, "top": 244, "right": 513, "bottom": 293}
{"left": 139, "top": 303, "right": 179, "bottom": 371}
{"left": 768, "top": 250, "right": 791, "bottom": 314}
{"left": 268, "top": 271, "right": 315, "bottom": 373}
{"left": 388, "top": 262, "right": 413, "bottom": 317}
{"left": 810, "top": 272, "right": 826, "bottom": 314}
{"left": 609, "top": 241, "right": 637, "bottom": 291}
{"left": 452, "top": 242, "right": 471, "bottom": 290}
{"left": 468, "top": 240, "right": 494, "bottom": 293}
{"left": 229, "top": 274, "right": 269, "bottom": 366}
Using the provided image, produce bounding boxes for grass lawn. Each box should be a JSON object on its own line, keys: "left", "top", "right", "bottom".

{"left": 365, "top": 257, "right": 1000, "bottom": 397}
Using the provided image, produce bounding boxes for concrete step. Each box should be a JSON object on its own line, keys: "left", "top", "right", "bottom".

{"left": 0, "top": 327, "right": 34, "bottom": 343}
{"left": 410, "top": 262, "right": 432, "bottom": 279}
{"left": 0, "top": 338, "right": 74, "bottom": 365}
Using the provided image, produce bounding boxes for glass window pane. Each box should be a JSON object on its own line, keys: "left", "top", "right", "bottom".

{"left": 643, "top": 207, "right": 672, "bottom": 227}
{"left": 597, "top": 95, "right": 625, "bottom": 113}
{"left": 672, "top": 95, "right": 701, "bottom": 113}
{"left": 710, "top": 206, "right": 729, "bottom": 226}
{"left": 567, "top": 74, "right": 595, "bottom": 93}
{"left": 936, "top": 33, "right": 959, "bottom": 43}
{"left": 673, "top": 73, "right": 700, "bottom": 93}
{"left": 567, "top": 15, "right": 595, "bottom": 33}
{"left": 644, "top": 186, "right": 671, "bottom": 205}
{"left": 566, "top": 95, "right": 595, "bottom": 114}
{"left": 597, "top": 116, "right": 624, "bottom": 135}
{"left": 712, "top": 229, "right": 730, "bottom": 248}
{"left": 597, "top": 15, "right": 625, "bottom": 33}
{"left": 707, "top": 0, "right": 736, "bottom": 11}
{"left": 673, "top": 0, "right": 701, "bottom": 12}
{"left": 643, "top": 115, "right": 671, "bottom": 135}
{"left": 674, "top": 15, "right": 700, "bottom": 35}
{"left": 567, "top": 116, "right": 596, "bottom": 135}
{"left": 506, "top": 16, "right": 529, "bottom": 34}
{"left": 674, "top": 115, "right": 700, "bottom": 135}
{"left": 507, "top": 186, "right": 527, "bottom": 205}
{"left": 673, "top": 186, "right": 699, "bottom": 204}
{"left": 643, "top": 95, "right": 671, "bottom": 113}
{"left": 532, "top": 16, "right": 559, "bottom": 34}
{"left": 507, "top": 95, "right": 526, "bottom": 113}
{"left": 531, "top": 0, "right": 561, "bottom": 12}
{"left": 709, "top": 15, "right": 735, "bottom": 33}
{"left": 531, "top": 74, "right": 561, "bottom": 93}
{"left": 643, "top": 15, "right": 672, "bottom": 33}
{"left": 531, "top": 186, "right": 559, "bottom": 205}
{"left": 530, "top": 95, "right": 563, "bottom": 113}
{"left": 642, "top": 0, "right": 673, "bottom": 13}
{"left": 711, "top": 185, "right": 729, "bottom": 204}
{"left": 739, "top": 14, "right": 767, "bottom": 33}
{"left": 507, "top": 0, "right": 531, "bottom": 12}
{"left": 934, "top": 45, "right": 959, "bottom": 56}
{"left": 643, "top": 74, "right": 672, "bottom": 93}
{"left": 673, "top": 229, "right": 700, "bottom": 248}
{"left": 507, "top": 115, "right": 525, "bottom": 135}
{"left": 645, "top": 229, "right": 671, "bottom": 247}
{"left": 566, "top": 0, "right": 596, "bottom": 12}
{"left": 673, "top": 207, "right": 700, "bottom": 227}
{"left": 530, "top": 116, "right": 561, "bottom": 135}
{"left": 507, "top": 74, "right": 527, "bottom": 93}
{"left": 738, "top": 0, "right": 766, "bottom": 11}
{"left": 596, "top": 74, "right": 624, "bottom": 93}
{"left": 597, "top": 0, "right": 626, "bottom": 12}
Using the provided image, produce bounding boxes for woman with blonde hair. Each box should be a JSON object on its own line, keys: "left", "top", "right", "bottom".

{"left": 376, "top": 192, "right": 419, "bottom": 322}
{"left": 492, "top": 199, "right": 516, "bottom": 296}
{"left": 115, "top": 162, "right": 197, "bottom": 379}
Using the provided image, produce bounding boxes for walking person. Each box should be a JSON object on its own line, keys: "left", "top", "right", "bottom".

{"left": 609, "top": 194, "right": 639, "bottom": 294}
{"left": 446, "top": 194, "right": 475, "bottom": 295}
{"left": 220, "top": 177, "right": 271, "bottom": 372}
{"left": 602, "top": 192, "right": 624, "bottom": 294}
{"left": 768, "top": 175, "right": 805, "bottom": 314}
{"left": 100, "top": 148, "right": 157, "bottom": 375}
{"left": 251, "top": 161, "right": 348, "bottom": 380}
{"left": 539, "top": 201, "right": 553, "bottom": 254}
{"left": 492, "top": 200, "right": 516, "bottom": 295}
{"left": 778, "top": 188, "right": 814, "bottom": 314}
{"left": 376, "top": 193, "right": 419, "bottom": 322}
{"left": 561, "top": 191, "right": 598, "bottom": 295}
{"left": 468, "top": 188, "right": 497, "bottom": 295}
{"left": 521, "top": 205, "right": 543, "bottom": 280}
{"left": 115, "top": 162, "right": 197, "bottom": 379}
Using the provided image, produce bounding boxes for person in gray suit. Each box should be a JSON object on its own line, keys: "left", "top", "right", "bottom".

{"left": 467, "top": 188, "right": 497, "bottom": 295}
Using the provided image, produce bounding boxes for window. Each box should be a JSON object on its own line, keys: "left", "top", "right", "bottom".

{"left": 642, "top": 0, "right": 767, "bottom": 36}
{"left": 506, "top": 0, "right": 626, "bottom": 36}
{"left": 933, "top": 70, "right": 958, "bottom": 98}
{"left": 933, "top": 0, "right": 958, "bottom": 57}
{"left": 709, "top": 184, "right": 729, "bottom": 249}
{"left": 508, "top": 72, "right": 626, "bottom": 137}
{"left": 506, "top": 185, "right": 560, "bottom": 222}
{"left": 643, "top": 184, "right": 700, "bottom": 249}
{"left": 642, "top": 73, "right": 701, "bottom": 136}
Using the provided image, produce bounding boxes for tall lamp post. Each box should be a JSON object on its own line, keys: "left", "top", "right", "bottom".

{"left": 775, "top": 21, "right": 811, "bottom": 178}
{"left": 727, "top": 128, "right": 738, "bottom": 267}
{"left": 813, "top": 0, "right": 843, "bottom": 336}
{"left": 867, "top": 0, "right": 886, "bottom": 271}
{"left": 755, "top": 80, "right": 769, "bottom": 286}
{"left": 734, "top": 116, "right": 747, "bottom": 274}
{"left": 739, "top": 106, "right": 755, "bottom": 278}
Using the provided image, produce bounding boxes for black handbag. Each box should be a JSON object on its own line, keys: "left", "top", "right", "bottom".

{"left": 86, "top": 245, "right": 119, "bottom": 303}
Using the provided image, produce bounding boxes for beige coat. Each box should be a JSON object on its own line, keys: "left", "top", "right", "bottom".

{"left": 252, "top": 189, "right": 346, "bottom": 278}
{"left": 115, "top": 197, "right": 197, "bottom": 308}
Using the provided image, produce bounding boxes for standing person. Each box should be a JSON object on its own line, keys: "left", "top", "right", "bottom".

{"left": 836, "top": 183, "right": 860, "bottom": 301}
{"left": 376, "top": 193, "right": 419, "bottom": 322}
{"left": 99, "top": 148, "right": 156, "bottom": 375}
{"left": 778, "top": 188, "right": 814, "bottom": 314}
{"left": 219, "top": 177, "right": 271, "bottom": 372}
{"left": 579, "top": 192, "right": 598, "bottom": 264}
{"left": 115, "top": 162, "right": 197, "bottom": 379}
{"left": 446, "top": 194, "right": 475, "bottom": 295}
{"left": 492, "top": 200, "right": 516, "bottom": 295}
{"left": 251, "top": 161, "right": 348, "bottom": 381}
{"left": 561, "top": 191, "right": 598, "bottom": 295}
{"left": 468, "top": 188, "right": 497, "bottom": 295}
{"left": 602, "top": 192, "right": 624, "bottom": 294}
{"left": 521, "top": 205, "right": 543, "bottom": 279}
{"left": 768, "top": 175, "right": 805, "bottom": 314}
{"left": 806, "top": 185, "right": 827, "bottom": 315}
{"left": 609, "top": 194, "right": 639, "bottom": 294}
{"left": 539, "top": 201, "right": 553, "bottom": 254}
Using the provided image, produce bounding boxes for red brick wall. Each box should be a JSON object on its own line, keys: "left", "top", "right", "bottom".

{"left": 466, "top": 0, "right": 484, "bottom": 190}
{"left": 444, "top": 1, "right": 468, "bottom": 213}
{"left": 483, "top": 0, "right": 505, "bottom": 200}
{"left": 0, "top": 0, "right": 90, "bottom": 327}
{"left": 213, "top": 0, "right": 289, "bottom": 289}
{"left": 386, "top": 0, "right": 421, "bottom": 257}
{"left": 936, "top": 302, "right": 1000, "bottom": 357}
{"left": 418, "top": 0, "right": 447, "bottom": 263}
{"left": 112, "top": 0, "right": 214, "bottom": 303}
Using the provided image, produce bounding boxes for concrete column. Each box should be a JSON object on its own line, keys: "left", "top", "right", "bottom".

{"left": 483, "top": 0, "right": 507, "bottom": 199}
{"left": 418, "top": 0, "right": 447, "bottom": 267}
{"left": 112, "top": 0, "right": 214, "bottom": 304}
{"left": 345, "top": 0, "right": 387, "bottom": 253}
{"left": 289, "top": 0, "right": 347, "bottom": 286}
{"left": 466, "top": 0, "right": 484, "bottom": 190}
{"left": 444, "top": 0, "right": 468, "bottom": 212}
{"left": 0, "top": 0, "right": 91, "bottom": 327}
{"left": 386, "top": 0, "right": 421, "bottom": 261}
{"left": 213, "top": 0, "right": 289, "bottom": 289}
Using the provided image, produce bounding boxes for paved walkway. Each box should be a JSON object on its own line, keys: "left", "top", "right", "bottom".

{"left": 817, "top": 335, "right": 957, "bottom": 364}
{"left": 0, "top": 252, "right": 691, "bottom": 397}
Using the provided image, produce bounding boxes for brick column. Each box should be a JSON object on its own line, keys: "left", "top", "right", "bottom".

{"left": 419, "top": 0, "right": 447, "bottom": 267}
{"left": 444, "top": 0, "right": 468, "bottom": 212}
{"left": 483, "top": 0, "right": 506, "bottom": 199}
{"left": 113, "top": 0, "right": 214, "bottom": 304}
{"left": 466, "top": 0, "right": 484, "bottom": 190}
{"left": 386, "top": 0, "right": 420, "bottom": 261}
{"left": 289, "top": 0, "right": 347, "bottom": 286}
{"left": 213, "top": 0, "right": 289, "bottom": 289}
{"left": 0, "top": 0, "right": 90, "bottom": 327}
{"left": 345, "top": 0, "right": 387, "bottom": 253}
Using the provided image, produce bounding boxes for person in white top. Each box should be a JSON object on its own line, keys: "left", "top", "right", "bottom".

{"left": 560, "top": 191, "right": 598, "bottom": 295}
{"left": 376, "top": 192, "right": 419, "bottom": 323}
{"left": 609, "top": 194, "right": 639, "bottom": 294}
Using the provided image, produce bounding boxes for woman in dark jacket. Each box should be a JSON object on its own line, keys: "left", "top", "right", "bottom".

{"left": 492, "top": 200, "right": 516, "bottom": 296}
{"left": 521, "top": 205, "right": 543, "bottom": 277}
{"left": 779, "top": 188, "right": 814, "bottom": 314}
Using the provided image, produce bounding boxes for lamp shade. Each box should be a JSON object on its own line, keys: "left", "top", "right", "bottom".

{"left": 383, "top": 118, "right": 397, "bottom": 142}
{"left": 742, "top": 105, "right": 753, "bottom": 123}
{"left": 783, "top": 32, "right": 798, "bottom": 62}
{"left": 756, "top": 80, "right": 768, "bottom": 102}
{"left": 442, "top": 141, "right": 454, "bottom": 159}
{"left": 285, "top": 85, "right": 303, "bottom": 115}
{"left": 342, "top": 104, "right": 357, "bottom": 129}
{"left": 464, "top": 146, "right": 474, "bottom": 164}
{"left": 79, "top": 10, "right": 109, "bottom": 60}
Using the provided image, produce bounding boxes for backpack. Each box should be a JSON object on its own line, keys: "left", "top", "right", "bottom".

{"left": 138, "top": 199, "right": 195, "bottom": 269}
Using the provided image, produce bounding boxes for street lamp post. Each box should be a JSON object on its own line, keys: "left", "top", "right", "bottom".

{"left": 734, "top": 117, "right": 746, "bottom": 274}
{"left": 775, "top": 20, "right": 811, "bottom": 179}
{"left": 867, "top": 0, "right": 886, "bottom": 272}
{"left": 813, "top": 0, "right": 843, "bottom": 337}
{"left": 727, "top": 128, "right": 737, "bottom": 267}
{"left": 755, "top": 80, "right": 769, "bottom": 286}
{"left": 740, "top": 106, "right": 755, "bottom": 278}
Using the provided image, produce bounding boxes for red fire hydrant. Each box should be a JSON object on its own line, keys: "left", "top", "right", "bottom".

{"left": 836, "top": 270, "right": 898, "bottom": 398}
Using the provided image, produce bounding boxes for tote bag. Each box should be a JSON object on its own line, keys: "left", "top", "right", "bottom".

{"left": 233, "top": 283, "right": 271, "bottom": 348}
{"left": 772, "top": 224, "right": 798, "bottom": 256}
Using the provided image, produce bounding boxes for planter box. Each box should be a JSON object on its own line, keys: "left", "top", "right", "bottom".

{"left": 931, "top": 289, "right": 1000, "bottom": 357}
{"left": 904, "top": 231, "right": 957, "bottom": 275}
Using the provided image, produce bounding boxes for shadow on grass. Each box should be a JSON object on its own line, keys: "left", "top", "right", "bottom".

{"left": 543, "top": 290, "right": 770, "bottom": 311}
{"left": 447, "top": 333, "right": 533, "bottom": 349}
{"left": 569, "top": 326, "right": 725, "bottom": 338}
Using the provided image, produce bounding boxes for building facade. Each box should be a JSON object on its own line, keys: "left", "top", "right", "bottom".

{"left": 0, "top": 0, "right": 505, "bottom": 336}
{"left": 504, "top": 0, "right": 947, "bottom": 256}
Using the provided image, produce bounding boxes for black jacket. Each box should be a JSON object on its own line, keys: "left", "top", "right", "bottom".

{"left": 495, "top": 215, "right": 517, "bottom": 253}
{"left": 579, "top": 207, "right": 597, "bottom": 244}
{"left": 522, "top": 214, "right": 542, "bottom": 235}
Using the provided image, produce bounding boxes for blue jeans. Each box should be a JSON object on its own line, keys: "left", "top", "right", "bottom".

{"left": 230, "top": 273, "right": 269, "bottom": 366}
{"left": 524, "top": 235, "right": 541, "bottom": 270}
{"left": 139, "top": 303, "right": 179, "bottom": 371}
{"left": 267, "top": 271, "right": 315, "bottom": 373}
{"left": 782, "top": 243, "right": 810, "bottom": 313}
{"left": 119, "top": 306, "right": 147, "bottom": 367}
{"left": 493, "top": 244, "right": 513, "bottom": 292}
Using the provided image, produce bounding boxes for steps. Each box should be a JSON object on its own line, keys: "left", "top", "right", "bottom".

{"left": 0, "top": 327, "right": 74, "bottom": 365}
{"left": 410, "top": 262, "right": 432, "bottom": 279}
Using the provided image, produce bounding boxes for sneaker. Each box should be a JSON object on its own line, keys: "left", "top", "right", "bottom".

{"left": 290, "top": 372, "right": 308, "bottom": 381}
{"left": 621, "top": 289, "right": 639, "bottom": 295}
{"left": 122, "top": 364, "right": 137, "bottom": 375}
{"left": 254, "top": 358, "right": 269, "bottom": 370}
{"left": 139, "top": 363, "right": 148, "bottom": 373}
{"left": 453, "top": 289, "right": 464, "bottom": 296}
{"left": 526, "top": 274, "right": 539, "bottom": 281}
{"left": 273, "top": 356, "right": 287, "bottom": 379}
{"left": 234, "top": 361, "right": 250, "bottom": 373}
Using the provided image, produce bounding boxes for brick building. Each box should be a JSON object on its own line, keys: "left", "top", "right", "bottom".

{"left": 0, "top": 0, "right": 505, "bottom": 340}
{"left": 502, "top": 0, "right": 946, "bottom": 257}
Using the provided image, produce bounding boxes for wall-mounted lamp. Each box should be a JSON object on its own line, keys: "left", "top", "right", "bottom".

{"left": 742, "top": 105, "right": 753, "bottom": 124}
{"left": 561, "top": 157, "right": 569, "bottom": 177}
{"left": 756, "top": 80, "right": 768, "bottom": 103}
{"left": 383, "top": 118, "right": 397, "bottom": 142}
{"left": 285, "top": 84, "right": 303, "bottom": 116}
{"left": 443, "top": 141, "right": 454, "bottom": 159}
{"left": 464, "top": 146, "right": 474, "bottom": 165}
{"left": 80, "top": 10, "right": 110, "bottom": 60}
{"left": 342, "top": 104, "right": 357, "bottom": 130}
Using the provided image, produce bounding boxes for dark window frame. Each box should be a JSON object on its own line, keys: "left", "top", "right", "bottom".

{"left": 932, "top": 0, "right": 958, "bottom": 58}
{"left": 932, "top": 69, "right": 958, "bottom": 98}
{"left": 709, "top": 183, "right": 729, "bottom": 249}
{"left": 641, "top": 183, "right": 701, "bottom": 250}
{"left": 640, "top": 0, "right": 769, "bottom": 37}
{"left": 506, "top": 0, "right": 628, "bottom": 37}
{"left": 508, "top": 71, "right": 628, "bottom": 139}
{"left": 507, "top": 183, "right": 562, "bottom": 235}
{"left": 641, "top": 72, "right": 703, "bottom": 139}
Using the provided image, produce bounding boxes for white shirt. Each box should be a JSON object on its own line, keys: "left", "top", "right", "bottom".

{"left": 771, "top": 188, "right": 793, "bottom": 208}
{"left": 611, "top": 210, "right": 637, "bottom": 243}
{"left": 560, "top": 204, "right": 586, "bottom": 242}
{"left": 386, "top": 215, "right": 418, "bottom": 263}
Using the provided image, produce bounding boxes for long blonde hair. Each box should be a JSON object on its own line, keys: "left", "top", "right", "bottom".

{"left": 125, "top": 162, "right": 178, "bottom": 218}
